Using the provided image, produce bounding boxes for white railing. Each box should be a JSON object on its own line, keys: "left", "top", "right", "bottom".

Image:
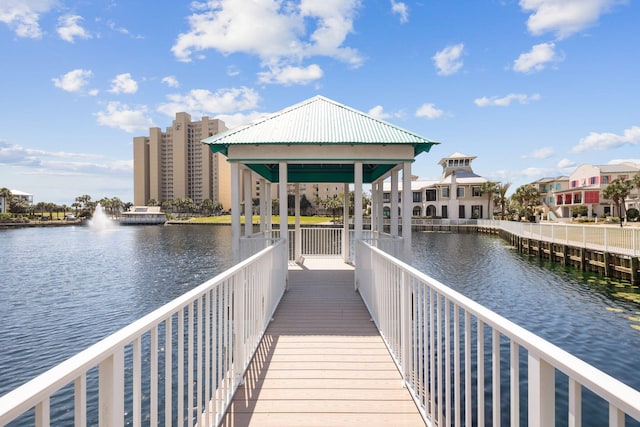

{"left": 479, "top": 220, "right": 640, "bottom": 257}
{"left": 355, "top": 239, "right": 640, "bottom": 427}
{"left": 0, "top": 239, "right": 287, "bottom": 427}
{"left": 297, "top": 227, "right": 343, "bottom": 257}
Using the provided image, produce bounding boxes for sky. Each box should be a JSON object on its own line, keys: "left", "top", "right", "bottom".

{"left": 1, "top": 0, "right": 639, "bottom": 205}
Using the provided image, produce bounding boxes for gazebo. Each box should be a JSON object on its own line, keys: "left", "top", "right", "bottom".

{"left": 202, "top": 95, "right": 439, "bottom": 262}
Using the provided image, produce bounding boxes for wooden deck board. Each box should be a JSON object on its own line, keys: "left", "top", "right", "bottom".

{"left": 220, "top": 258, "right": 425, "bottom": 426}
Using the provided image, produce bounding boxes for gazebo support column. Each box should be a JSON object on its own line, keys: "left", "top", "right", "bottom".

{"left": 354, "top": 162, "right": 363, "bottom": 241}
{"left": 279, "top": 163, "right": 288, "bottom": 241}
{"left": 294, "top": 183, "right": 302, "bottom": 263}
{"left": 374, "top": 180, "right": 384, "bottom": 236}
{"left": 231, "top": 163, "right": 241, "bottom": 262}
{"left": 243, "top": 168, "right": 252, "bottom": 237}
{"left": 259, "top": 178, "right": 266, "bottom": 233}
{"left": 266, "top": 181, "right": 272, "bottom": 233}
{"left": 354, "top": 162, "right": 363, "bottom": 285}
{"left": 402, "top": 162, "right": 412, "bottom": 259}
{"left": 391, "top": 169, "right": 399, "bottom": 238}
{"left": 343, "top": 183, "right": 350, "bottom": 262}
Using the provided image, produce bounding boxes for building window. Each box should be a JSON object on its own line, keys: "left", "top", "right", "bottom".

{"left": 472, "top": 186, "right": 481, "bottom": 197}
{"left": 589, "top": 176, "right": 598, "bottom": 185}
{"left": 413, "top": 206, "right": 421, "bottom": 216}
{"left": 413, "top": 192, "right": 422, "bottom": 202}
{"left": 383, "top": 193, "right": 390, "bottom": 201}
{"left": 458, "top": 205, "right": 465, "bottom": 218}
{"left": 442, "top": 205, "right": 448, "bottom": 218}
{"left": 426, "top": 189, "right": 436, "bottom": 201}
{"left": 471, "top": 205, "right": 482, "bottom": 219}
{"left": 602, "top": 176, "right": 610, "bottom": 184}
{"left": 457, "top": 187, "right": 465, "bottom": 197}
{"left": 442, "top": 187, "right": 450, "bottom": 198}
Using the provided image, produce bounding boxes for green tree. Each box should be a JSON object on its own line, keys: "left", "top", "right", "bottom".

{"left": 200, "top": 198, "right": 214, "bottom": 215}
{"left": 602, "top": 178, "right": 633, "bottom": 227}
{"left": 511, "top": 184, "right": 540, "bottom": 221}
{"left": 478, "top": 181, "right": 498, "bottom": 219}
{"left": 320, "top": 195, "right": 343, "bottom": 222}
{"left": 110, "top": 197, "right": 124, "bottom": 218}
{"left": 300, "top": 194, "right": 312, "bottom": 215}
{"left": 75, "top": 194, "right": 92, "bottom": 209}
{"left": 0, "top": 188, "right": 12, "bottom": 213}
{"left": 146, "top": 199, "right": 158, "bottom": 207}
{"left": 494, "top": 182, "right": 511, "bottom": 219}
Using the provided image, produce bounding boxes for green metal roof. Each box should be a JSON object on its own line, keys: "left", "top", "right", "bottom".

{"left": 202, "top": 95, "right": 439, "bottom": 183}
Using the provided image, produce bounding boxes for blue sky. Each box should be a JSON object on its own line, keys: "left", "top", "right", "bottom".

{"left": 1, "top": 0, "right": 639, "bottom": 204}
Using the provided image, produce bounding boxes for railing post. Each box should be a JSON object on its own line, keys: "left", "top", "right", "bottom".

{"left": 400, "top": 270, "right": 411, "bottom": 383}
{"left": 234, "top": 269, "right": 246, "bottom": 385}
{"left": 528, "top": 353, "right": 555, "bottom": 427}
{"left": 98, "top": 349, "right": 125, "bottom": 427}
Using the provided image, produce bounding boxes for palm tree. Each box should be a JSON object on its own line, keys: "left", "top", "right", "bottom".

{"left": 0, "top": 188, "right": 12, "bottom": 213}
{"left": 602, "top": 178, "right": 633, "bottom": 227}
{"left": 200, "top": 198, "right": 214, "bottom": 215}
{"left": 494, "top": 183, "right": 511, "bottom": 219}
{"left": 479, "top": 181, "right": 498, "bottom": 219}
{"left": 110, "top": 197, "right": 123, "bottom": 218}
{"left": 512, "top": 184, "right": 540, "bottom": 221}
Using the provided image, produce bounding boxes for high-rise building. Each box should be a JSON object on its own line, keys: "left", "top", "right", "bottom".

{"left": 133, "top": 112, "right": 231, "bottom": 209}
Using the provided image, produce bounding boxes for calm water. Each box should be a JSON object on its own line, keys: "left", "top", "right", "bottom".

{"left": 1, "top": 225, "right": 639, "bottom": 425}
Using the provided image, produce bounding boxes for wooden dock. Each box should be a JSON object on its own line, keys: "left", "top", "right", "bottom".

{"left": 220, "top": 257, "right": 425, "bottom": 426}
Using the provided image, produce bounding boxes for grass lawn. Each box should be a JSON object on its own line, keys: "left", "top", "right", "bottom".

{"left": 178, "top": 215, "right": 339, "bottom": 225}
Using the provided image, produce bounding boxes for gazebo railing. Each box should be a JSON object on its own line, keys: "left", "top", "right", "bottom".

{"left": 355, "top": 239, "right": 640, "bottom": 427}
{"left": 0, "top": 240, "right": 287, "bottom": 427}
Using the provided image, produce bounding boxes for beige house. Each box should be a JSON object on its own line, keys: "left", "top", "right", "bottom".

{"left": 133, "top": 112, "right": 231, "bottom": 208}
{"left": 383, "top": 152, "right": 493, "bottom": 219}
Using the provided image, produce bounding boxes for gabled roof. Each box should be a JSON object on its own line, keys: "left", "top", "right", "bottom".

{"left": 203, "top": 95, "right": 438, "bottom": 157}
{"left": 202, "top": 95, "right": 439, "bottom": 183}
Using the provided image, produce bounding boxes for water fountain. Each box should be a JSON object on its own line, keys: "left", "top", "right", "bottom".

{"left": 88, "top": 203, "right": 115, "bottom": 230}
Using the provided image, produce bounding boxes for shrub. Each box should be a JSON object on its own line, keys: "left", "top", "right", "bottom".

{"left": 627, "top": 208, "right": 639, "bottom": 221}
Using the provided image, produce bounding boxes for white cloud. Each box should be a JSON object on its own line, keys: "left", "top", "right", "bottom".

{"left": 433, "top": 43, "right": 464, "bottom": 76}
{"left": 391, "top": 1, "right": 409, "bottom": 23}
{"left": 557, "top": 158, "right": 576, "bottom": 169}
{"left": 571, "top": 126, "right": 640, "bottom": 153}
{"left": 52, "top": 69, "right": 94, "bottom": 93}
{"left": 258, "top": 64, "right": 323, "bottom": 86}
{"left": 368, "top": 105, "right": 390, "bottom": 120}
{"left": 171, "top": 0, "right": 362, "bottom": 84}
{"left": 157, "top": 87, "right": 260, "bottom": 118}
{"left": 57, "top": 15, "right": 91, "bottom": 43}
{"left": 522, "top": 147, "right": 555, "bottom": 159}
{"left": 0, "top": 0, "right": 57, "bottom": 39}
{"left": 161, "top": 76, "right": 180, "bottom": 88}
{"left": 415, "top": 103, "right": 444, "bottom": 120}
{"left": 609, "top": 158, "right": 640, "bottom": 167}
{"left": 109, "top": 73, "right": 138, "bottom": 94}
{"left": 521, "top": 166, "right": 552, "bottom": 178}
{"left": 520, "top": 0, "right": 620, "bottom": 39}
{"left": 216, "top": 111, "right": 270, "bottom": 129}
{"left": 94, "top": 102, "right": 155, "bottom": 133}
{"left": 513, "top": 42, "right": 562, "bottom": 73}
{"left": 0, "top": 141, "right": 131, "bottom": 175}
{"left": 474, "top": 93, "right": 541, "bottom": 107}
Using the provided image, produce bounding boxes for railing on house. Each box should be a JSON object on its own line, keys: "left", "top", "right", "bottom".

{"left": 0, "top": 240, "right": 287, "bottom": 427}
{"left": 479, "top": 220, "right": 640, "bottom": 257}
{"left": 355, "top": 239, "right": 640, "bottom": 427}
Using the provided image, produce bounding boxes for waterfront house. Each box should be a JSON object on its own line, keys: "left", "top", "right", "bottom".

{"left": 383, "top": 152, "right": 494, "bottom": 219}
{"left": 533, "top": 163, "right": 640, "bottom": 220}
